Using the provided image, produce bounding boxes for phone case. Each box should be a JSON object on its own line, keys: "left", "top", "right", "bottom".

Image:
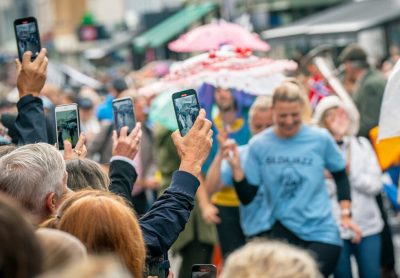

{"left": 55, "top": 104, "right": 80, "bottom": 150}
{"left": 14, "top": 17, "right": 41, "bottom": 61}
{"left": 112, "top": 97, "right": 136, "bottom": 135}
{"left": 172, "top": 89, "right": 200, "bottom": 136}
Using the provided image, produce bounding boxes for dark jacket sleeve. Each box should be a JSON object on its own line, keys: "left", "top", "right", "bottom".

{"left": 108, "top": 159, "right": 138, "bottom": 205}
{"left": 15, "top": 95, "right": 48, "bottom": 145}
{"left": 139, "top": 170, "right": 200, "bottom": 257}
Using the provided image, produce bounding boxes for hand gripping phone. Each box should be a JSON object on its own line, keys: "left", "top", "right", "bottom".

{"left": 55, "top": 104, "right": 80, "bottom": 150}
{"left": 191, "top": 264, "right": 217, "bottom": 278}
{"left": 112, "top": 97, "right": 136, "bottom": 135}
{"left": 172, "top": 89, "right": 200, "bottom": 136}
{"left": 14, "top": 17, "right": 41, "bottom": 61}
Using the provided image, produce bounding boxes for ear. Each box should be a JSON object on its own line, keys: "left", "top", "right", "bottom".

{"left": 46, "top": 192, "right": 57, "bottom": 215}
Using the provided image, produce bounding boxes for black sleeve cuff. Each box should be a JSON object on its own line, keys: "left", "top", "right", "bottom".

{"left": 17, "top": 95, "right": 42, "bottom": 110}
{"left": 233, "top": 176, "right": 259, "bottom": 205}
{"left": 332, "top": 169, "right": 351, "bottom": 201}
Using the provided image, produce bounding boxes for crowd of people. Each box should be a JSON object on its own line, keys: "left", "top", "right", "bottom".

{"left": 0, "top": 41, "right": 399, "bottom": 278}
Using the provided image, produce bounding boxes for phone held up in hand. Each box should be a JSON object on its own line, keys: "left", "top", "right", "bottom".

{"left": 112, "top": 97, "right": 136, "bottom": 136}
{"left": 172, "top": 89, "right": 200, "bottom": 136}
{"left": 55, "top": 104, "right": 80, "bottom": 151}
{"left": 14, "top": 16, "right": 41, "bottom": 62}
{"left": 191, "top": 264, "right": 217, "bottom": 278}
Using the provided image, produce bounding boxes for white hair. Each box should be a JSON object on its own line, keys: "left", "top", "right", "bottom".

{"left": 220, "top": 240, "right": 321, "bottom": 278}
{"left": 0, "top": 143, "right": 66, "bottom": 220}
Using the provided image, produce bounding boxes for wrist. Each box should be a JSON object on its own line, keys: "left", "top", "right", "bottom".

{"left": 19, "top": 90, "right": 39, "bottom": 98}
{"left": 340, "top": 208, "right": 352, "bottom": 218}
{"left": 179, "top": 161, "right": 201, "bottom": 178}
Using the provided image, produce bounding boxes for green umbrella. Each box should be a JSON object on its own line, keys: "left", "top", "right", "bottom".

{"left": 149, "top": 91, "right": 178, "bottom": 131}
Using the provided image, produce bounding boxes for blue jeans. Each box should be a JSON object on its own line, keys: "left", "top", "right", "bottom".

{"left": 334, "top": 233, "right": 381, "bottom": 278}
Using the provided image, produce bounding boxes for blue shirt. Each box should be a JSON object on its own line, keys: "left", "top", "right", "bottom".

{"left": 221, "top": 145, "right": 275, "bottom": 237}
{"left": 202, "top": 110, "right": 251, "bottom": 174}
{"left": 244, "top": 125, "right": 345, "bottom": 246}
{"left": 96, "top": 95, "right": 114, "bottom": 121}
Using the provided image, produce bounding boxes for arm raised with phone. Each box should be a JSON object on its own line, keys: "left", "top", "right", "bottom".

{"left": 15, "top": 48, "right": 49, "bottom": 144}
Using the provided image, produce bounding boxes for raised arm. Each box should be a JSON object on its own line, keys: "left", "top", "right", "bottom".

{"left": 15, "top": 49, "right": 48, "bottom": 144}
{"left": 108, "top": 124, "right": 142, "bottom": 204}
{"left": 139, "top": 109, "right": 213, "bottom": 256}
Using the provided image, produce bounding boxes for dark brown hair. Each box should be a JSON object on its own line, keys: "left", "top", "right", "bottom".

{"left": 0, "top": 193, "right": 43, "bottom": 277}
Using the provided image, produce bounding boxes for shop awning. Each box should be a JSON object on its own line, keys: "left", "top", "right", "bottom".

{"left": 262, "top": 0, "right": 400, "bottom": 40}
{"left": 133, "top": 2, "right": 217, "bottom": 52}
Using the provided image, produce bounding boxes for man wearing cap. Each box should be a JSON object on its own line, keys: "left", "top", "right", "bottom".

{"left": 339, "top": 44, "right": 386, "bottom": 139}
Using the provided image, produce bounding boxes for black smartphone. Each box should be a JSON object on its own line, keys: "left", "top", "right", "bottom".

{"left": 14, "top": 17, "right": 41, "bottom": 61}
{"left": 55, "top": 103, "right": 80, "bottom": 150}
{"left": 172, "top": 89, "right": 200, "bottom": 136}
{"left": 191, "top": 264, "right": 217, "bottom": 278}
{"left": 112, "top": 97, "right": 136, "bottom": 135}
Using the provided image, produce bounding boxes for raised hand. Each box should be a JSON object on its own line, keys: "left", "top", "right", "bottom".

{"left": 16, "top": 48, "right": 48, "bottom": 98}
{"left": 112, "top": 123, "right": 142, "bottom": 160}
{"left": 63, "top": 133, "right": 87, "bottom": 160}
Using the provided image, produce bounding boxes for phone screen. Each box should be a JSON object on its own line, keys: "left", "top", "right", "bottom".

{"left": 191, "top": 272, "right": 215, "bottom": 278}
{"left": 172, "top": 90, "right": 200, "bottom": 136}
{"left": 14, "top": 17, "right": 41, "bottom": 61}
{"left": 55, "top": 106, "right": 79, "bottom": 150}
{"left": 191, "top": 265, "right": 217, "bottom": 278}
{"left": 112, "top": 97, "right": 136, "bottom": 135}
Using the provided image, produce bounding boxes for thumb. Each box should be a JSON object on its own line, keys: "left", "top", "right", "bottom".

{"left": 112, "top": 130, "right": 118, "bottom": 147}
{"left": 15, "top": 59, "right": 22, "bottom": 73}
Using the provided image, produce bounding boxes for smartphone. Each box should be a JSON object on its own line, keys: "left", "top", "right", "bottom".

{"left": 14, "top": 17, "right": 41, "bottom": 61}
{"left": 55, "top": 104, "right": 80, "bottom": 150}
{"left": 191, "top": 264, "right": 217, "bottom": 278}
{"left": 172, "top": 89, "right": 200, "bottom": 136}
{"left": 112, "top": 97, "right": 136, "bottom": 135}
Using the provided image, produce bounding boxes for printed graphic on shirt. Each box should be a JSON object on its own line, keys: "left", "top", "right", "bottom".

{"left": 279, "top": 165, "right": 305, "bottom": 199}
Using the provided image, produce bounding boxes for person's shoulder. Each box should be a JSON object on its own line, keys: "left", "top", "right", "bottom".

{"left": 302, "top": 125, "right": 332, "bottom": 140}
{"left": 365, "top": 69, "right": 387, "bottom": 86}
{"left": 249, "top": 127, "right": 273, "bottom": 145}
{"left": 352, "top": 136, "right": 372, "bottom": 148}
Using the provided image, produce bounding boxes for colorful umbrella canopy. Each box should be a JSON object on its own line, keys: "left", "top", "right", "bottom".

{"left": 168, "top": 20, "right": 269, "bottom": 52}
{"left": 144, "top": 48, "right": 297, "bottom": 131}
{"left": 139, "top": 48, "right": 297, "bottom": 97}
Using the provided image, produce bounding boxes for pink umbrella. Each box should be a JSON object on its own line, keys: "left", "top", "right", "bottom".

{"left": 138, "top": 49, "right": 297, "bottom": 96}
{"left": 168, "top": 21, "right": 270, "bottom": 52}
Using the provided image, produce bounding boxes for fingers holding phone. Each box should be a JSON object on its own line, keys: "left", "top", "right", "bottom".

{"left": 112, "top": 123, "right": 142, "bottom": 160}
{"left": 64, "top": 133, "right": 87, "bottom": 160}
{"left": 16, "top": 48, "right": 48, "bottom": 98}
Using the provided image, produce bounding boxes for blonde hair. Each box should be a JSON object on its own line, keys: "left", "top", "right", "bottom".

{"left": 272, "top": 78, "right": 312, "bottom": 123}
{"left": 220, "top": 240, "right": 321, "bottom": 278}
{"left": 37, "top": 255, "right": 132, "bottom": 278}
{"left": 36, "top": 228, "right": 87, "bottom": 272}
{"left": 249, "top": 95, "right": 273, "bottom": 121}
